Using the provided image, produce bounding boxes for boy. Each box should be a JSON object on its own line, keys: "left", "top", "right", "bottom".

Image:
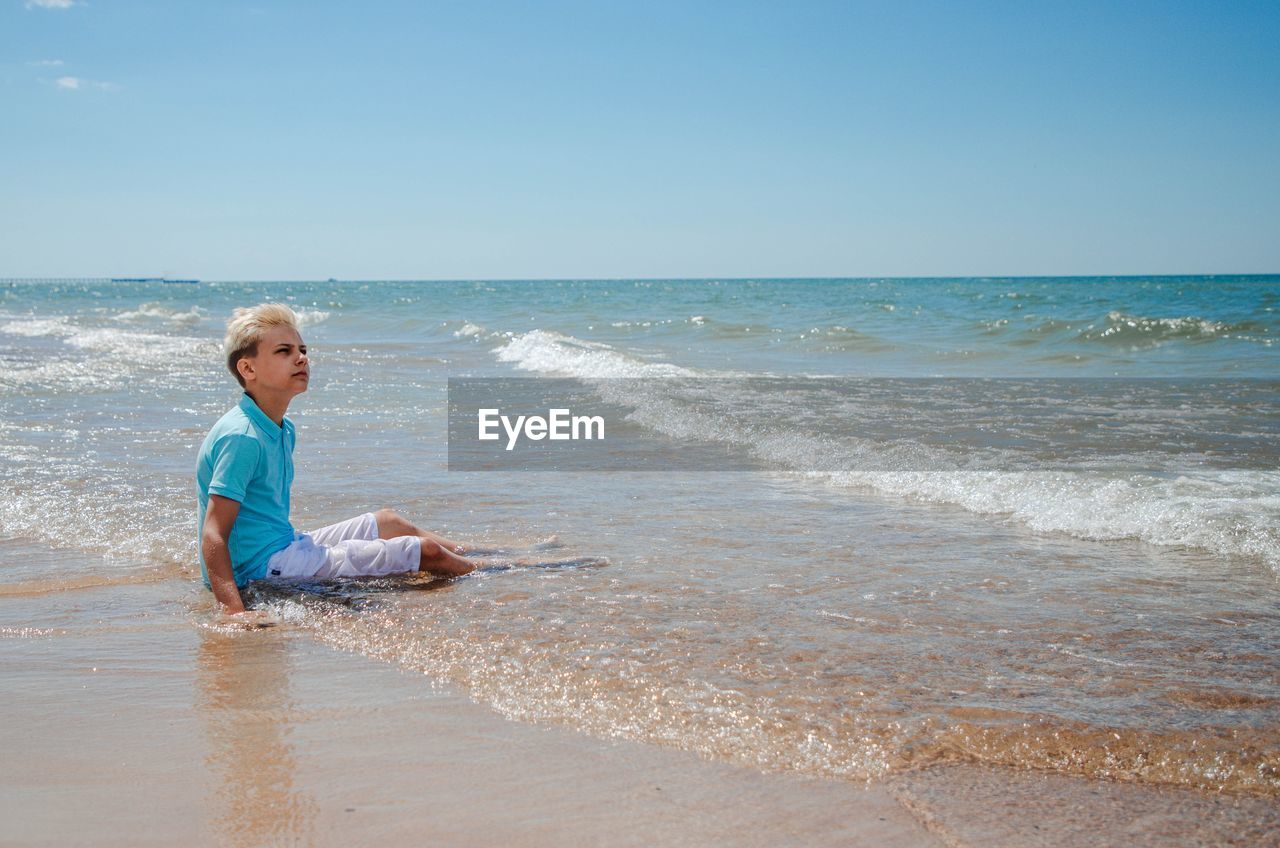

{"left": 196, "top": 303, "right": 476, "bottom": 618}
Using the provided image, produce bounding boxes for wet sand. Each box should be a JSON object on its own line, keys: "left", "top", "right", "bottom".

{"left": 0, "top": 578, "right": 931, "bottom": 847}
{"left": 1, "top": 576, "right": 1276, "bottom": 847}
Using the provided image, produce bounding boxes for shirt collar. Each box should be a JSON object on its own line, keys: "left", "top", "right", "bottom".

{"left": 238, "top": 393, "right": 285, "bottom": 442}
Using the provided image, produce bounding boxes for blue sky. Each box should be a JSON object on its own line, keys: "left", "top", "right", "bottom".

{"left": 2, "top": 0, "right": 1278, "bottom": 279}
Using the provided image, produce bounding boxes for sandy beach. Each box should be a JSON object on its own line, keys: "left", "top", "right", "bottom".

{"left": 3, "top": 559, "right": 1276, "bottom": 848}
{"left": 1, "top": 572, "right": 931, "bottom": 847}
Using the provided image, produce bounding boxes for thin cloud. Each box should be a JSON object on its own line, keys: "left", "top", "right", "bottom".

{"left": 27, "top": 59, "right": 65, "bottom": 67}
{"left": 25, "top": 0, "right": 79, "bottom": 8}
{"left": 52, "top": 76, "right": 118, "bottom": 91}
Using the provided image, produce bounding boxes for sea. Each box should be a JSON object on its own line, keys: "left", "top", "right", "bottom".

{"left": 1, "top": 276, "right": 1277, "bottom": 796}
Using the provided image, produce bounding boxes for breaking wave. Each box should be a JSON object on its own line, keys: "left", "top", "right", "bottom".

{"left": 492, "top": 329, "right": 1280, "bottom": 571}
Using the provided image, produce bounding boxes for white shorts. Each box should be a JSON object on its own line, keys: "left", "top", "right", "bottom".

{"left": 265, "top": 513, "right": 422, "bottom": 580}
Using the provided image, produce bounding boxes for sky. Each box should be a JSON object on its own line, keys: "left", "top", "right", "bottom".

{"left": 2, "top": 0, "right": 1278, "bottom": 279}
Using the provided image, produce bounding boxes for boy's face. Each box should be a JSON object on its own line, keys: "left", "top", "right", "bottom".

{"left": 240, "top": 325, "right": 310, "bottom": 397}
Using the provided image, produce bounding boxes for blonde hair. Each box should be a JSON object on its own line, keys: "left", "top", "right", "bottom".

{"left": 223, "top": 303, "right": 300, "bottom": 387}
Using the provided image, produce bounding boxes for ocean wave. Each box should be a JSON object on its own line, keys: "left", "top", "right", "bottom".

{"left": 490, "top": 330, "right": 1280, "bottom": 570}
{"left": 1075, "top": 311, "right": 1271, "bottom": 348}
{"left": 1, "top": 314, "right": 206, "bottom": 356}
{"left": 294, "top": 307, "right": 331, "bottom": 327}
{"left": 64, "top": 326, "right": 206, "bottom": 359}
{"left": 696, "top": 318, "right": 786, "bottom": 338}
{"left": 0, "top": 479, "right": 198, "bottom": 572}
{"left": 495, "top": 329, "right": 698, "bottom": 379}
{"left": 113, "top": 302, "right": 205, "bottom": 326}
{"left": 990, "top": 311, "right": 1275, "bottom": 351}
{"left": 797, "top": 324, "right": 897, "bottom": 352}
{"left": 0, "top": 316, "right": 74, "bottom": 338}
{"left": 814, "top": 468, "right": 1280, "bottom": 569}
{"left": 0, "top": 315, "right": 214, "bottom": 391}
{"left": 608, "top": 318, "right": 676, "bottom": 329}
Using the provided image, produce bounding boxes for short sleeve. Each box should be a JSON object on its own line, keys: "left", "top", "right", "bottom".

{"left": 207, "top": 433, "right": 262, "bottom": 503}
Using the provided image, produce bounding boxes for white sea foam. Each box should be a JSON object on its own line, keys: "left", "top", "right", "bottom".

{"left": 64, "top": 326, "right": 203, "bottom": 359}
{"left": 294, "top": 307, "right": 331, "bottom": 326}
{"left": 495, "top": 329, "right": 697, "bottom": 379}
{"left": 113, "top": 302, "right": 205, "bottom": 325}
{"left": 814, "top": 468, "right": 1280, "bottom": 569}
{"left": 492, "top": 329, "right": 1280, "bottom": 570}
{"left": 0, "top": 314, "right": 213, "bottom": 391}
{"left": 0, "top": 316, "right": 74, "bottom": 338}
{"left": 0, "top": 478, "right": 196, "bottom": 569}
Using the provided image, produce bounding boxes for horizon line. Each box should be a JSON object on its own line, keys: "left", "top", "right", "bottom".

{"left": 2, "top": 273, "right": 1278, "bottom": 284}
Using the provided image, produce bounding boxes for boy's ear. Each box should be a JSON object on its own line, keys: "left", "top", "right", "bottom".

{"left": 236, "top": 356, "right": 254, "bottom": 383}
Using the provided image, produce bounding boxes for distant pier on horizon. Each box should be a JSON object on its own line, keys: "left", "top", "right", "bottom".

{"left": 0, "top": 277, "right": 200, "bottom": 285}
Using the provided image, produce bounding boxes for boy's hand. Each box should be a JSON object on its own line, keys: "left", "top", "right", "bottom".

{"left": 221, "top": 608, "right": 278, "bottom": 629}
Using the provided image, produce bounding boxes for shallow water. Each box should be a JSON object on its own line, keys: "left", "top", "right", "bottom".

{"left": 1, "top": 276, "right": 1277, "bottom": 795}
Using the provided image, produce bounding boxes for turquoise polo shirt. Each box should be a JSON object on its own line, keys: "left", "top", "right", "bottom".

{"left": 195, "top": 393, "right": 297, "bottom": 587}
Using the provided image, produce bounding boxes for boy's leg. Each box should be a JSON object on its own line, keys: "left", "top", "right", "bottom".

{"left": 374, "top": 508, "right": 465, "bottom": 554}
{"left": 416, "top": 536, "right": 476, "bottom": 578}
{"left": 290, "top": 512, "right": 474, "bottom": 580}
{"left": 372, "top": 509, "right": 475, "bottom": 578}
{"left": 286, "top": 534, "right": 475, "bottom": 580}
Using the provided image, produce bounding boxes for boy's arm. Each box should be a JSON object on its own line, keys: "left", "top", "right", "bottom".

{"left": 202, "top": 494, "right": 245, "bottom": 614}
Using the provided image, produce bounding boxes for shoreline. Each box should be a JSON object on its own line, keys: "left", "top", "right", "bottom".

{"left": 2, "top": 575, "right": 1276, "bottom": 846}
{"left": 1, "top": 577, "right": 933, "bottom": 847}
